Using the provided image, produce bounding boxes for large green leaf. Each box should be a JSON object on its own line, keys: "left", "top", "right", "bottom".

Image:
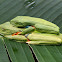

{"left": 30, "top": 45, "right": 62, "bottom": 62}
{"left": 4, "top": 38, "right": 34, "bottom": 62}
{"left": 0, "top": 36, "right": 10, "bottom": 62}
{"left": 0, "top": 0, "right": 62, "bottom": 62}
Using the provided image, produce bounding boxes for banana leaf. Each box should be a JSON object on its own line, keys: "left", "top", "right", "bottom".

{"left": 0, "top": 36, "right": 10, "bottom": 62}
{"left": 0, "top": 0, "right": 62, "bottom": 62}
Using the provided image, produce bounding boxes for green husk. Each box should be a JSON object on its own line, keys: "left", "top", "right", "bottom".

{"left": 26, "top": 33, "right": 62, "bottom": 45}
{"left": 10, "top": 16, "right": 59, "bottom": 28}
{"left": 27, "top": 33, "right": 61, "bottom": 42}
{"left": 26, "top": 41, "right": 61, "bottom": 45}
{"left": 35, "top": 24, "right": 59, "bottom": 34}
{"left": 0, "top": 22, "right": 24, "bottom": 35}
{"left": 10, "top": 16, "right": 59, "bottom": 34}
{"left": 5, "top": 35, "right": 27, "bottom": 41}
{"left": 20, "top": 27, "right": 35, "bottom": 35}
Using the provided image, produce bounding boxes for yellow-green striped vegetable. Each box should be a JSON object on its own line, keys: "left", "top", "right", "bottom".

{"left": 26, "top": 33, "right": 61, "bottom": 45}
{"left": 26, "top": 41, "right": 61, "bottom": 45}
{"left": 10, "top": 16, "right": 59, "bottom": 34}
{"left": 0, "top": 16, "right": 62, "bottom": 45}
{"left": 5, "top": 35, "right": 27, "bottom": 41}
{"left": 0, "top": 22, "right": 24, "bottom": 35}
{"left": 20, "top": 26, "right": 35, "bottom": 35}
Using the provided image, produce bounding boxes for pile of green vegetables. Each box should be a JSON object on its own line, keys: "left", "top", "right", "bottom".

{"left": 0, "top": 16, "right": 62, "bottom": 45}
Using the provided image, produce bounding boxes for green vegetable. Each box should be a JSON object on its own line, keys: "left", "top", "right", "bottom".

{"left": 27, "top": 33, "right": 61, "bottom": 42}
{"left": 0, "top": 22, "right": 24, "bottom": 35}
{"left": 35, "top": 24, "right": 59, "bottom": 34}
{"left": 10, "top": 16, "right": 59, "bottom": 34}
{"left": 26, "top": 33, "right": 61, "bottom": 45}
{"left": 0, "top": 16, "right": 61, "bottom": 45}
{"left": 5, "top": 35, "right": 27, "bottom": 41}
{"left": 20, "top": 27, "right": 35, "bottom": 35}
{"left": 26, "top": 41, "right": 61, "bottom": 45}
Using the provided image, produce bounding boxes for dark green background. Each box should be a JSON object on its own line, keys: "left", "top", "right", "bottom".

{"left": 0, "top": 0, "right": 62, "bottom": 62}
